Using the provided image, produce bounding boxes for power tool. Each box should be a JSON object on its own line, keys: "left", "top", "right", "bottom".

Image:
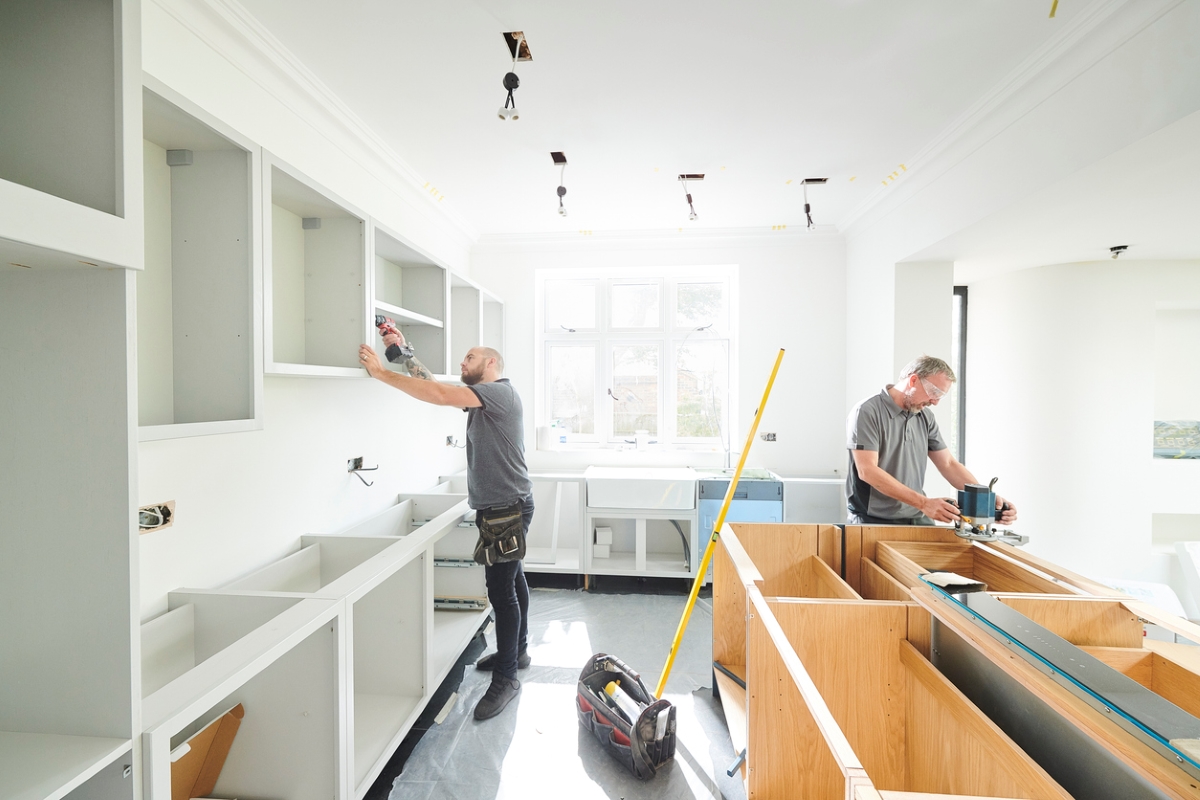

{"left": 952, "top": 478, "right": 1028, "bottom": 546}
{"left": 374, "top": 315, "right": 415, "bottom": 363}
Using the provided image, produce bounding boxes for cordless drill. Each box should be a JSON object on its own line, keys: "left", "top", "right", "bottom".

{"left": 374, "top": 315, "right": 415, "bottom": 363}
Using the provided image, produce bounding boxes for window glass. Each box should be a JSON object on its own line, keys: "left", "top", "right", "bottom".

{"left": 611, "top": 282, "right": 660, "bottom": 329}
{"left": 676, "top": 339, "right": 728, "bottom": 438}
{"left": 676, "top": 282, "right": 725, "bottom": 330}
{"left": 548, "top": 345, "right": 596, "bottom": 434}
{"left": 611, "top": 344, "right": 659, "bottom": 436}
{"left": 545, "top": 281, "right": 597, "bottom": 331}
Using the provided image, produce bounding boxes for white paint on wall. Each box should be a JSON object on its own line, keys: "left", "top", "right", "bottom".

{"left": 140, "top": 141, "right": 175, "bottom": 426}
{"left": 967, "top": 260, "right": 1200, "bottom": 608}
{"left": 472, "top": 232, "right": 847, "bottom": 477}
{"left": 1154, "top": 308, "right": 1200, "bottom": 421}
{"left": 138, "top": 376, "right": 467, "bottom": 618}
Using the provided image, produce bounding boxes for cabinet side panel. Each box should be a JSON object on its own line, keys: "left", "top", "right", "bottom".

{"left": 171, "top": 149, "right": 252, "bottom": 423}
{"left": 0, "top": 269, "right": 135, "bottom": 737}
{"left": 139, "top": 140, "right": 175, "bottom": 425}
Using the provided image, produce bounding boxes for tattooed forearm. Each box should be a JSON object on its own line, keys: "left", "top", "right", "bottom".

{"left": 404, "top": 356, "right": 435, "bottom": 381}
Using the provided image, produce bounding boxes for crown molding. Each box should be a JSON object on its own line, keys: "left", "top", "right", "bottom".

{"left": 839, "top": 0, "right": 1182, "bottom": 235}
{"left": 149, "top": 0, "right": 479, "bottom": 247}
{"left": 474, "top": 224, "right": 842, "bottom": 251}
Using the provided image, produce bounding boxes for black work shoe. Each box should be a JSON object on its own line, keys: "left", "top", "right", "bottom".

{"left": 475, "top": 650, "right": 531, "bottom": 671}
{"left": 474, "top": 676, "right": 520, "bottom": 720}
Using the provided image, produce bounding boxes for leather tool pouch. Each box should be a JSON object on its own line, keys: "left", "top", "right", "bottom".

{"left": 473, "top": 501, "right": 526, "bottom": 566}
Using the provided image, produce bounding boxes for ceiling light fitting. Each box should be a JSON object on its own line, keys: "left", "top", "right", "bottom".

{"left": 679, "top": 174, "right": 703, "bottom": 221}
{"left": 1110, "top": 245, "right": 1129, "bottom": 260}
{"left": 498, "top": 32, "right": 529, "bottom": 121}
{"left": 799, "top": 177, "right": 827, "bottom": 229}
{"left": 552, "top": 152, "right": 568, "bottom": 216}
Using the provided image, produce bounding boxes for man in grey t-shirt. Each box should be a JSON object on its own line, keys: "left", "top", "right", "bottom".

{"left": 359, "top": 333, "right": 532, "bottom": 722}
{"left": 846, "top": 355, "right": 1017, "bottom": 525}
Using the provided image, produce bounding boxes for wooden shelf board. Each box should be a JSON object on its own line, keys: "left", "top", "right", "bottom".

{"left": 353, "top": 692, "right": 423, "bottom": 789}
{"left": 713, "top": 667, "right": 748, "bottom": 767}
{"left": 373, "top": 299, "right": 443, "bottom": 328}
{"left": 0, "top": 732, "right": 130, "bottom": 800}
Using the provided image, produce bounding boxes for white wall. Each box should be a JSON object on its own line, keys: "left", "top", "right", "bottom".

{"left": 136, "top": 4, "right": 476, "bottom": 617}
{"left": 1155, "top": 308, "right": 1200, "bottom": 420}
{"left": 966, "top": 260, "right": 1200, "bottom": 615}
{"left": 471, "top": 231, "right": 847, "bottom": 477}
{"left": 844, "top": 1, "right": 1200, "bottom": 412}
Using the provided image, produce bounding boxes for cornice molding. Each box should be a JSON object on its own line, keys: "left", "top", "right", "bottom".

{"left": 839, "top": 0, "right": 1182, "bottom": 235}
{"left": 475, "top": 224, "right": 842, "bottom": 251}
{"left": 149, "top": 0, "right": 479, "bottom": 247}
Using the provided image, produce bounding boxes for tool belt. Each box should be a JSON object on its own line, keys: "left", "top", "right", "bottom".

{"left": 473, "top": 501, "right": 526, "bottom": 566}
{"left": 576, "top": 653, "right": 677, "bottom": 779}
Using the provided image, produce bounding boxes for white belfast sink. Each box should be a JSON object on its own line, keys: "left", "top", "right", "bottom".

{"left": 584, "top": 466, "right": 697, "bottom": 510}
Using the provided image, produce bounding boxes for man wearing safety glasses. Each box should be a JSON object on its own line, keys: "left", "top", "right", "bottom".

{"left": 845, "top": 355, "right": 1017, "bottom": 525}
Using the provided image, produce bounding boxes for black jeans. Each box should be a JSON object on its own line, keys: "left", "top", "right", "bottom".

{"left": 479, "top": 494, "right": 534, "bottom": 680}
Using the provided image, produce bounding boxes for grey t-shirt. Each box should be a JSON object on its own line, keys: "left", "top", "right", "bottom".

{"left": 465, "top": 378, "right": 532, "bottom": 510}
{"left": 846, "top": 386, "right": 947, "bottom": 520}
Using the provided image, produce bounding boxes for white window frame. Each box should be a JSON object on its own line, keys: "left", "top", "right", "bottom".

{"left": 535, "top": 265, "right": 738, "bottom": 450}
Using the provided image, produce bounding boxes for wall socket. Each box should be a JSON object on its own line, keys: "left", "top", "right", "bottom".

{"left": 760, "top": 432, "right": 777, "bottom": 442}
{"left": 446, "top": 436, "right": 460, "bottom": 447}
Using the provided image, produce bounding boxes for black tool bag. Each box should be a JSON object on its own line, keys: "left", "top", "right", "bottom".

{"left": 576, "top": 652, "right": 677, "bottom": 779}
{"left": 473, "top": 501, "right": 526, "bottom": 566}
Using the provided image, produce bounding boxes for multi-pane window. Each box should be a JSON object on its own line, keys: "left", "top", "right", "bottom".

{"left": 537, "top": 267, "right": 737, "bottom": 447}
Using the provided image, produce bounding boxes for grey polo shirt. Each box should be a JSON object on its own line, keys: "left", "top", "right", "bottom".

{"left": 465, "top": 378, "right": 533, "bottom": 510}
{"left": 846, "top": 386, "right": 947, "bottom": 521}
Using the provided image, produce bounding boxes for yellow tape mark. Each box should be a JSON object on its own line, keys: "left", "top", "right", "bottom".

{"left": 1049, "top": 0, "right": 1058, "bottom": 18}
{"left": 849, "top": 176, "right": 857, "bottom": 182}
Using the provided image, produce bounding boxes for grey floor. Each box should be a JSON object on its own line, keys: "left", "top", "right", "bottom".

{"left": 385, "top": 587, "right": 747, "bottom": 800}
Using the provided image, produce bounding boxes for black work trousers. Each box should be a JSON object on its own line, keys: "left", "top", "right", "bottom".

{"left": 480, "top": 494, "right": 534, "bottom": 680}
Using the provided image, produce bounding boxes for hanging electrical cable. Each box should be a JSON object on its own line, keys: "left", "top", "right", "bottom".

{"left": 498, "top": 32, "right": 530, "bottom": 120}
{"left": 799, "top": 177, "right": 828, "bottom": 229}
{"left": 678, "top": 174, "right": 703, "bottom": 221}
{"left": 552, "top": 151, "right": 568, "bottom": 216}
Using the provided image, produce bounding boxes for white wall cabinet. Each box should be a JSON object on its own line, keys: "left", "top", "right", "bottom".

{"left": 265, "top": 153, "right": 369, "bottom": 377}
{"left": 1, "top": 269, "right": 139, "bottom": 800}
{"left": 371, "top": 224, "right": 448, "bottom": 376}
{"left": 139, "top": 82, "right": 262, "bottom": 439}
{"left": 0, "top": 0, "right": 143, "bottom": 272}
{"left": 140, "top": 497, "right": 487, "bottom": 800}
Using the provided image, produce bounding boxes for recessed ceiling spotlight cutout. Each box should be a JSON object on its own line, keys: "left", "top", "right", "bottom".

{"left": 678, "top": 174, "right": 703, "bottom": 221}
{"left": 498, "top": 32, "right": 529, "bottom": 121}
{"left": 800, "top": 178, "right": 827, "bottom": 229}
{"left": 1110, "top": 245, "right": 1129, "bottom": 259}
{"left": 551, "top": 152, "right": 568, "bottom": 217}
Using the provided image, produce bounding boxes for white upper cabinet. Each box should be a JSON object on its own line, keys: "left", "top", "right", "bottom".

{"left": 264, "top": 153, "right": 369, "bottom": 377}
{"left": 138, "top": 82, "right": 263, "bottom": 439}
{"left": 0, "top": 0, "right": 144, "bottom": 271}
{"left": 371, "top": 224, "right": 449, "bottom": 376}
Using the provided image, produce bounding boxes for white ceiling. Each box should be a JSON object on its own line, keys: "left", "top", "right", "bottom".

{"left": 234, "top": 0, "right": 1090, "bottom": 234}
{"left": 913, "top": 107, "right": 1200, "bottom": 283}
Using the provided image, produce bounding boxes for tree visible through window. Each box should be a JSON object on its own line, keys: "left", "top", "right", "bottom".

{"left": 537, "top": 268, "right": 736, "bottom": 447}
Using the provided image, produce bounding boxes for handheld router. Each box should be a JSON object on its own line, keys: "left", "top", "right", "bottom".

{"left": 953, "top": 478, "right": 1027, "bottom": 546}
{"left": 373, "top": 315, "right": 415, "bottom": 363}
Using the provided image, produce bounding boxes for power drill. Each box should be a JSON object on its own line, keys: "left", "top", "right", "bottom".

{"left": 374, "top": 315, "right": 415, "bottom": 363}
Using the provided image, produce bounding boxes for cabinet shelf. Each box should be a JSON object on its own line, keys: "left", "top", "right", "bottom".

{"left": 0, "top": 733, "right": 130, "bottom": 800}
{"left": 372, "top": 225, "right": 447, "bottom": 375}
{"left": 432, "top": 607, "right": 491, "bottom": 687}
{"left": 373, "top": 299, "right": 443, "bottom": 328}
